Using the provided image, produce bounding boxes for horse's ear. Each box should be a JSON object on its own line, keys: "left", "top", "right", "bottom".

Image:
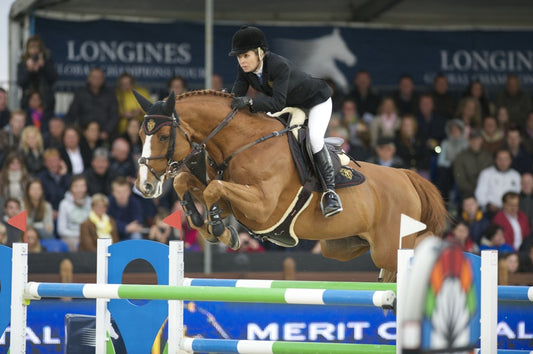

{"left": 164, "top": 91, "right": 176, "bottom": 115}
{"left": 133, "top": 89, "right": 153, "bottom": 113}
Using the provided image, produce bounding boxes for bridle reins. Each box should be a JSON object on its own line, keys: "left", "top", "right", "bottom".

{"left": 139, "top": 107, "right": 302, "bottom": 182}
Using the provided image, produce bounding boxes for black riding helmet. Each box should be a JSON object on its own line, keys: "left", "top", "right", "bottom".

{"left": 228, "top": 26, "right": 268, "bottom": 56}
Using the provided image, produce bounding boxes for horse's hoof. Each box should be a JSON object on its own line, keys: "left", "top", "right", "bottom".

{"left": 227, "top": 226, "right": 240, "bottom": 250}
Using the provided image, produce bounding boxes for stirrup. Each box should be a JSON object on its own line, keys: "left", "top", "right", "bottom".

{"left": 320, "top": 189, "right": 343, "bottom": 218}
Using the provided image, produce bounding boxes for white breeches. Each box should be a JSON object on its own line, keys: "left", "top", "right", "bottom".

{"left": 308, "top": 97, "right": 332, "bottom": 154}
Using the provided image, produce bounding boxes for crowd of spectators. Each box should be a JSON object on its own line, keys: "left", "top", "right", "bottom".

{"left": 1, "top": 35, "right": 533, "bottom": 275}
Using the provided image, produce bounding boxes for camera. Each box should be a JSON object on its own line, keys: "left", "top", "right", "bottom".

{"left": 31, "top": 53, "right": 39, "bottom": 62}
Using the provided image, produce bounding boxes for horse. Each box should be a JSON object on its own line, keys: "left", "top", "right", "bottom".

{"left": 274, "top": 28, "right": 356, "bottom": 93}
{"left": 134, "top": 90, "right": 447, "bottom": 281}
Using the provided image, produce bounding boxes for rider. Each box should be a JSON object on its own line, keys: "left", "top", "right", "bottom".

{"left": 229, "top": 25, "right": 343, "bottom": 218}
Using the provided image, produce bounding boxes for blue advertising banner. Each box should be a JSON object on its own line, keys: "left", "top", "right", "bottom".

{"left": 0, "top": 299, "right": 531, "bottom": 352}
{"left": 34, "top": 17, "right": 533, "bottom": 94}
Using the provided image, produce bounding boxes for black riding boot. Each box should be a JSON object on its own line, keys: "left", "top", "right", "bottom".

{"left": 313, "top": 146, "right": 343, "bottom": 217}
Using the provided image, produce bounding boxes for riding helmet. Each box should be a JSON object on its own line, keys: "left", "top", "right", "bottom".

{"left": 228, "top": 26, "right": 268, "bottom": 56}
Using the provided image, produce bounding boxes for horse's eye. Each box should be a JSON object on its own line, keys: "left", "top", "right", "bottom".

{"left": 160, "top": 135, "right": 169, "bottom": 142}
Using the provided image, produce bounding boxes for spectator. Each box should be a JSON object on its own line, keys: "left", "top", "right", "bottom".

{"left": 369, "top": 97, "right": 400, "bottom": 148}
{"left": 493, "top": 191, "right": 530, "bottom": 251}
{"left": 521, "top": 111, "right": 533, "bottom": 155}
{"left": 505, "top": 125, "right": 533, "bottom": 174}
{"left": 0, "top": 151, "right": 31, "bottom": 203}
{"left": 169, "top": 200, "right": 204, "bottom": 251}
{"left": 165, "top": 75, "right": 187, "bottom": 98}
{"left": 57, "top": 175, "right": 91, "bottom": 251}
{"left": 0, "top": 87, "right": 10, "bottom": 129}
{"left": 116, "top": 72, "right": 150, "bottom": 135}
{"left": 475, "top": 148, "right": 520, "bottom": 215}
{"left": 79, "top": 193, "right": 119, "bottom": 251}
{"left": 455, "top": 97, "right": 482, "bottom": 138}
{"left": 0, "top": 110, "right": 27, "bottom": 165}
{"left": 59, "top": 125, "right": 92, "bottom": 175}
{"left": 480, "top": 115, "right": 504, "bottom": 155}
{"left": 66, "top": 67, "right": 118, "bottom": 141}
{"left": 26, "top": 227, "right": 43, "bottom": 253}
{"left": 459, "top": 196, "right": 491, "bottom": 246}
{"left": 148, "top": 209, "right": 173, "bottom": 245}
{"left": 415, "top": 93, "right": 447, "bottom": 155}
{"left": 229, "top": 231, "right": 265, "bottom": 253}
{"left": 38, "top": 148, "right": 71, "bottom": 217}
{"left": 19, "top": 125, "right": 45, "bottom": 175}
{"left": 502, "top": 252, "right": 520, "bottom": 275}
{"left": 108, "top": 137, "right": 137, "bottom": 184}
{"left": 108, "top": 177, "right": 144, "bottom": 240}
{"left": 83, "top": 147, "right": 113, "bottom": 196}
{"left": 367, "top": 136, "right": 406, "bottom": 168}
{"left": 121, "top": 118, "right": 143, "bottom": 163}
{"left": 495, "top": 106, "right": 510, "bottom": 134}
{"left": 519, "top": 172, "right": 533, "bottom": 226}
{"left": 445, "top": 220, "right": 478, "bottom": 254}
{"left": 431, "top": 74, "right": 456, "bottom": 120}
{"left": 392, "top": 75, "right": 418, "bottom": 116}
{"left": 23, "top": 179, "right": 54, "bottom": 240}
{"left": 43, "top": 116, "right": 65, "bottom": 150}
{"left": 436, "top": 119, "right": 468, "bottom": 202}
{"left": 211, "top": 73, "right": 224, "bottom": 91}
{"left": 453, "top": 129, "right": 493, "bottom": 201}
{"left": 80, "top": 120, "right": 103, "bottom": 157}
{"left": 394, "top": 114, "right": 429, "bottom": 174}
{"left": 495, "top": 74, "right": 531, "bottom": 129}
{"left": 16, "top": 35, "right": 57, "bottom": 122}
{"left": 26, "top": 91, "right": 45, "bottom": 131}
{"left": 479, "top": 224, "right": 514, "bottom": 253}
{"left": 463, "top": 80, "right": 490, "bottom": 119}
{"left": 348, "top": 70, "right": 380, "bottom": 121}
{"left": 1, "top": 198, "right": 23, "bottom": 247}
{"left": 519, "top": 243, "right": 533, "bottom": 272}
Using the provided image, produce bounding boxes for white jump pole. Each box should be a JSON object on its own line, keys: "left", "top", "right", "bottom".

{"left": 96, "top": 238, "right": 112, "bottom": 353}
{"left": 396, "top": 248, "right": 414, "bottom": 354}
{"left": 480, "top": 250, "right": 498, "bottom": 353}
{"left": 10, "top": 243, "right": 29, "bottom": 353}
{"left": 168, "top": 240, "right": 186, "bottom": 354}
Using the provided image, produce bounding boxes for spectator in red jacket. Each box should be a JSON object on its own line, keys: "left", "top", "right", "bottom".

{"left": 493, "top": 191, "right": 530, "bottom": 251}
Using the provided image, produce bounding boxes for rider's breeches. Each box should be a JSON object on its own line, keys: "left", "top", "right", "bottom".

{"left": 308, "top": 97, "right": 332, "bottom": 154}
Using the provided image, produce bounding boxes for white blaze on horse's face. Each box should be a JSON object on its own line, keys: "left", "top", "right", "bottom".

{"left": 138, "top": 134, "right": 164, "bottom": 198}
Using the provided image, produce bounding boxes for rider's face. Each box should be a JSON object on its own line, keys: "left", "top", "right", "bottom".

{"left": 237, "top": 50, "right": 260, "bottom": 73}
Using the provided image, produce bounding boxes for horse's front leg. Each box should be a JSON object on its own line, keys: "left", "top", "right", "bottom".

{"left": 203, "top": 180, "right": 277, "bottom": 249}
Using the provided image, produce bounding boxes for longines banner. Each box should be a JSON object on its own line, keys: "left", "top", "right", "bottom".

{"left": 35, "top": 16, "right": 533, "bottom": 93}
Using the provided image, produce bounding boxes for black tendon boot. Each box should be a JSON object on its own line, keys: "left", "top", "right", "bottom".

{"left": 313, "top": 146, "right": 343, "bottom": 217}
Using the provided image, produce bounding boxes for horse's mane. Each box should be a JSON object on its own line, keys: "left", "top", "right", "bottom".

{"left": 176, "top": 89, "right": 233, "bottom": 101}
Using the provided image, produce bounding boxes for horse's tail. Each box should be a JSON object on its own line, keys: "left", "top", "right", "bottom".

{"left": 402, "top": 169, "right": 448, "bottom": 237}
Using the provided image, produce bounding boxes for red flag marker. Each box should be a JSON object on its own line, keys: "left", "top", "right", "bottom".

{"left": 163, "top": 209, "right": 183, "bottom": 240}
{"left": 8, "top": 210, "right": 27, "bottom": 243}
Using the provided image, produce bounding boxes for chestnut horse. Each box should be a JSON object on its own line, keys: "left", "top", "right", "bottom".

{"left": 134, "top": 90, "right": 447, "bottom": 281}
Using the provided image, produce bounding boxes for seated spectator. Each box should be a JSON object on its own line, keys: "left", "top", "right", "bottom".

{"left": 79, "top": 193, "right": 119, "bottom": 251}
{"left": 505, "top": 125, "right": 533, "bottom": 174}
{"left": 0, "top": 151, "right": 31, "bottom": 203}
{"left": 148, "top": 209, "right": 173, "bottom": 245}
{"left": 80, "top": 120, "right": 103, "bottom": 157}
{"left": 42, "top": 116, "right": 65, "bottom": 149}
{"left": 38, "top": 148, "right": 71, "bottom": 217}
{"left": 84, "top": 147, "right": 113, "bottom": 196}
{"left": 519, "top": 172, "right": 533, "bottom": 226}
{"left": 431, "top": 74, "right": 456, "bottom": 120}
{"left": 501, "top": 252, "right": 520, "bottom": 275}
{"left": 479, "top": 224, "right": 514, "bottom": 253}
{"left": 26, "top": 227, "right": 43, "bottom": 253}
{"left": 495, "top": 106, "right": 510, "bottom": 134}
{"left": 116, "top": 72, "right": 151, "bottom": 135}
{"left": 392, "top": 75, "right": 418, "bottom": 116}
{"left": 522, "top": 111, "right": 533, "bottom": 155}
{"left": 23, "top": 179, "right": 54, "bottom": 239}
{"left": 66, "top": 67, "right": 118, "bottom": 142}
{"left": 121, "top": 118, "right": 143, "bottom": 163}
{"left": 57, "top": 175, "right": 91, "bottom": 251}
{"left": 519, "top": 243, "right": 533, "bottom": 272}
{"left": 445, "top": 220, "right": 478, "bottom": 254}
{"left": 367, "top": 136, "right": 406, "bottom": 168}
{"left": 59, "top": 125, "right": 92, "bottom": 175}
{"left": 475, "top": 148, "right": 521, "bottom": 216}
{"left": 0, "top": 87, "right": 10, "bottom": 129}
{"left": 0, "top": 110, "right": 27, "bottom": 166}
{"left": 463, "top": 80, "right": 490, "bottom": 119}
{"left": 19, "top": 125, "right": 45, "bottom": 175}
{"left": 394, "top": 114, "right": 429, "bottom": 175}
{"left": 2, "top": 198, "right": 24, "bottom": 247}
{"left": 109, "top": 137, "right": 137, "bottom": 184}
{"left": 459, "top": 196, "right": 491, "bottom": 246}
{"left": 493, "top": 191, "right": 530, "bottom": 251}
{"left": 495, "top": 74, "right": 531, "bottom": 129}
{"left": 455, "top": 97, "right": 482, "bottom": 137}
{"left": 369, "top": 97, "right": 400, "bottom": 148}
{"left": 348, "top": 70, "right": 380, "bottom": 122}
{"left": 480, "top": 116, "right": 504, "bottom": 155}
{"left": 26, "top": 91, "right": 45, "bottom": 130}
{"left": 108, "top": 177, "right": 144, "bottom": 241}
{"left": 453, "top": 129, "right": 492, "bottom": 201}
{"left": 436, "top": 119, "right": 468, "bottom": 202}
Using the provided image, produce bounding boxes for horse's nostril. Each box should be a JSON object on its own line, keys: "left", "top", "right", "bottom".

{"left": 144, "top": 183, "right": 154, "bottom": 194}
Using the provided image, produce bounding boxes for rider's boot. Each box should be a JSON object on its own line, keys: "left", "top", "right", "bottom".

{"left": 313, "top": 146, "right": 343, "bottom": 217}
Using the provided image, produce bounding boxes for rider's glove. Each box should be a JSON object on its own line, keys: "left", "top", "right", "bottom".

{"left": 231, "top": 96, "right": 253, "bottom": 110}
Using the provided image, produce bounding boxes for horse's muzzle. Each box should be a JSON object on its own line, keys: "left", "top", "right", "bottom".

{"left": 142, "top": 182, "right": 156, "bottom": 197}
